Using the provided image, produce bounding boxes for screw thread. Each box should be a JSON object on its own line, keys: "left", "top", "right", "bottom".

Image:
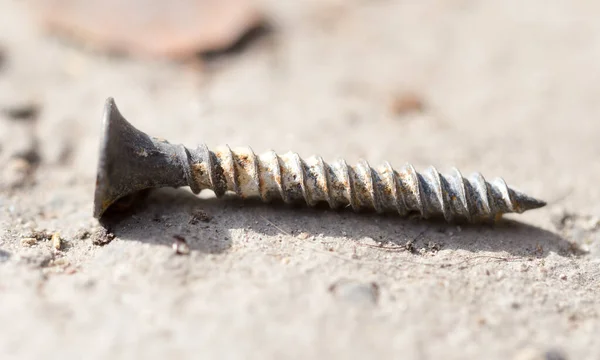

{"left": 184, "top": 145, "right": 545, "bottom": 222}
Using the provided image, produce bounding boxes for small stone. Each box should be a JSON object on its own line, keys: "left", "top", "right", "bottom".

{"left": 559, "top": 274, "right": 567, "bottom": 281}
{"left": 296, "top": 232, "right": 310, "bottom": 240}
{"left": 50, "top": 257, "right": 70, "bottom": 267}
{"left": 189, "top": 208, "right": 212, "bottom": 224}
{"left": 405, "top": 240, "right": 417, "bottom": 254}
{"left": 172, "top": 235, "right": 190, "bottom": 255}
{"left": 20, "top": 237, "right": 38, "bottom": 247}
{"left": 26, "top": 229, "right": 52, "bottom": 241}
{"left": 51, "top": 232, "right": 62, "bottom": 250}
{"left": 427, "top": 241, "right": 441, "bottom": 252}
{"left": 91, "top": 226, "right": 115, "bottom": 246}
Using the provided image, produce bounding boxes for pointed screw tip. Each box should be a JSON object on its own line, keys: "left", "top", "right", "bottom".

{"left": 513, "top": 191, "right": 547, "bottom": 212}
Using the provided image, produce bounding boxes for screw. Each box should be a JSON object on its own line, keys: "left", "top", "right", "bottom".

{"left": 94, "top": 98, "right": 546, "bottom": 222}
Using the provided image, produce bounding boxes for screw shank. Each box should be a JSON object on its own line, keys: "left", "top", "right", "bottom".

{"left": 184, "top": 145, "right": 545, "bottom": 223}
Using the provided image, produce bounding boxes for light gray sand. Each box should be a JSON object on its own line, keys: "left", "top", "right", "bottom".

{"left": 0, "top": 1, "right": 599, "bottom": 359}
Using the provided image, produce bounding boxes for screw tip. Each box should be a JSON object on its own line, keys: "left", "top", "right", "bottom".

{"left": 512, "top": 190, "right": 546, "bottom": 213}
{"left": 105, "top": 96, "right": 116, "bottom": 105}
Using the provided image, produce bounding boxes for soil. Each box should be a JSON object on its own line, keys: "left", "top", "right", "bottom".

{"left": 0, "top": 1, "right": 599, "bottom": 359}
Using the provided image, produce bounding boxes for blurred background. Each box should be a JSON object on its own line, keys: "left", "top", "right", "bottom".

{"left": 2, "top": 0, "right": 598, "bottom": 202}
{"left": 1, "top": 0, "right": 599, "bottom": 209}
{"left": 0, "top": 0, "right": 599, "bottom": 359}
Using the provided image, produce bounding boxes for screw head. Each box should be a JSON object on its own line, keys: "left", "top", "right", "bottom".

{"left": 93, "top": 98, "right": 124, "bottom": 218}
{"left": 93, "top": 98, "right": 189, "bottom": 219}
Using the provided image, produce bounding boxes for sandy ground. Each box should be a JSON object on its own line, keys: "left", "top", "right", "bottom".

{"left": 1, "top": 0, "right": 599, "bottom": 359}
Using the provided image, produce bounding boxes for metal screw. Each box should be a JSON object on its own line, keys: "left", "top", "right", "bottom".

{"left": 94, "top": 98, "right": 546, "bottom": 222}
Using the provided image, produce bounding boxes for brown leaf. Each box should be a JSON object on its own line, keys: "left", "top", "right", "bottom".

{"left": 33, "top": 0, "right": 264, "bottom": 58}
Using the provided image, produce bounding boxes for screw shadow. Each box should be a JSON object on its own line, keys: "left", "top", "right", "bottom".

{"left": 100, "top": 188, "right": 575, "bottom": 258}
{"left": 99, "top": 189, "right": 232, "bottom": 254}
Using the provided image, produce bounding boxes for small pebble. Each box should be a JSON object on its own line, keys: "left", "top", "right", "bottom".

{"left": 20, "top": 237, "right": 37, "bottom": 247}
{"left": 51, "top": 232, "right": 62, "bottom": 250}
{"left": 297, "top": 232, "right": 310, "bottom": 240}
{"left": 427, "top": 241, "right": 441, "bottom": 252}
{"left": 91, "top": 226, "right": 115, "bottom": 245}
{"left": 172, "top": 235, "right": 190, "bottom": 255}
{"left": 189, "top": 209, "right": 212, "bottom": 224}
{"left": 50, "top": 257, "right": 70, "bottom": 267}
{"left": 28, "top": 229, "right": 52, "bottom": 241}
{"left": 405, "top": 240, "right": 417, "bottom": 254}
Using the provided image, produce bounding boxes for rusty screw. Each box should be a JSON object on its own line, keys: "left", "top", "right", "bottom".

{"left": 94, "top": 98, "right": 546, "bottom": 222}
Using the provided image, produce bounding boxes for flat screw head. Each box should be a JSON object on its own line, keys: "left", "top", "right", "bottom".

{"left": 94, "top": 98, "right": 186, "bottom": 218}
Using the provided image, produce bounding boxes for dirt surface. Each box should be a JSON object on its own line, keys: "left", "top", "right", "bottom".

{"left": 1, "top": 1, "right": 599, "bottom": 359}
